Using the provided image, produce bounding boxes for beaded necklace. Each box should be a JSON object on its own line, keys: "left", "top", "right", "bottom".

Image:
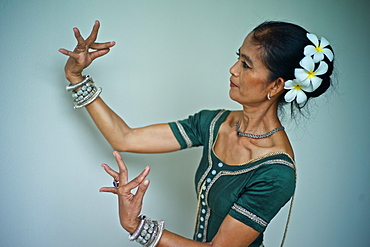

{"left": 235, "top": 121, "right": 284, "bottom": 138}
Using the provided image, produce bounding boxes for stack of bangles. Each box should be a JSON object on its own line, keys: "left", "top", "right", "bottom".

{"left": 129, "top": 215, "right": 165, "bottom": 247}
{"left": 66, "top": 75, "right": 102, "bottom": 109}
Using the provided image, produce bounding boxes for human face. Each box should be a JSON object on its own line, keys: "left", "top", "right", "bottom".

{"left": 229, "top": 32, "right": 272, "bottom": 106}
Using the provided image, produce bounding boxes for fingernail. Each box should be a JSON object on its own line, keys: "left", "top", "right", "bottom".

{"left": 143, "top": 179, "right": 149, "bottom": 185}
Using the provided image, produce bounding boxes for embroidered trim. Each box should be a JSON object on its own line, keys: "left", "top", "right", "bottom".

{"left": 175, "top": 121, "right": 193, "bottom": 148}
{"left": 196, "top": 110, "right": 226, "bottom": 193}
{"left": 238, "top": 151, "right": 295, "bottom": 166}
{"left": 194, "top": 110, "right": 227, "bottom": 242}
{"left": 232, "top": 203, "right": 268, "bottom": 227}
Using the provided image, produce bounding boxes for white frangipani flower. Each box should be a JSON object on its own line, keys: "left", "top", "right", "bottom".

{"left": 294, "top": 56, "right": 328, "bottom": 91}
{"left": 304, "top": 33, "right": 334, "bottom": 63}
{"left": 284, "top": 79, "right": 312, "bottom": 104}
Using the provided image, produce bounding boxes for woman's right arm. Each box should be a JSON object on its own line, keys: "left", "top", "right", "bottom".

{"left": 85, "top": 97, "right": 181, "bottom": 153}
{"left": 59, "top": 21, "right": 181, "bottom": 153}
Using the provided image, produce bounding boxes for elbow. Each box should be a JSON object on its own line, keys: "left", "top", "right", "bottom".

{"left": 108, "top": 129, "right": 134, "bottom": 152}
{"left": 110, "top": 142, "right": 129, "bottom": 153}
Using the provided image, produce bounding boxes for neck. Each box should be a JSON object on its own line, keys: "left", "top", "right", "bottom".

{"left": 237, "top": 102, "right": 281, "bottom": 134}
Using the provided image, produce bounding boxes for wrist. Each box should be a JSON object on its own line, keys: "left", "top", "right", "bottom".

{"left": 125, "top": 216, "right": 142, "bottom": 234}
{"left": 66, "top": 73, "right": 84, "bottom": 85}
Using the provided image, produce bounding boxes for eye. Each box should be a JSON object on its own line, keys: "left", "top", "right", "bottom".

{"left": 236, "top": 51, "right": 251, "bottom": 69}
{"left": 242, "top": 61, "right": 251, "bottom": 69}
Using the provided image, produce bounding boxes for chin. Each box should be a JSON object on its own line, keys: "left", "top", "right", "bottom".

{"left": 229, "top": 90, "right": 241, "bottom": 104}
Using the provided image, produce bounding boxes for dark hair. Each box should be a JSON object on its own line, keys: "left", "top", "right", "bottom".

{"left": 251, "top": 21, "right": 335, "bottom": 113}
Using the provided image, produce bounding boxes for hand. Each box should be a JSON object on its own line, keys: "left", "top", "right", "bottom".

{"left": 99, "top": 151, "right": 150, "bottom": 233}
{"left": 59, "top": 20, "right": 116, "bottom": 84}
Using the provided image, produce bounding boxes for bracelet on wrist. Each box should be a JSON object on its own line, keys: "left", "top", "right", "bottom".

{"left": 129, "top": 215, "right": 147, "bottom": 241}
{"left": 66, "top": 75, "right": 91, "bottom": 92}
{"left": 66, "top": 75, "right": 102, "bottom": 109}
{"left": 129, "top": 215, "right": 165, "bottom": 247}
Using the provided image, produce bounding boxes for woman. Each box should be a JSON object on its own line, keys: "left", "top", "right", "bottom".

{"left": 59, "top": 20, "right": 334, "bottom": 247}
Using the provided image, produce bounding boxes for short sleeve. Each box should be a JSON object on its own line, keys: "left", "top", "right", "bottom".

{"left": 168, "top": 110, "right": 224, "bottom": 149}
{"left": 229, "top": 163, "right": 296, "bottom": 232}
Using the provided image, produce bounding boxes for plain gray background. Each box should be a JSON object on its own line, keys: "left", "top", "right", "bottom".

{"left": 1, "top": 0, "right": 369, "bottom": 246}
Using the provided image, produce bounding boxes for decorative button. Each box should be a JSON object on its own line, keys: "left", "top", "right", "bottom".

{"left": 198, "top": 233, "right": 202, "bottom": 238}
{"left": 211, "top": 170, "right": 216, "bottom": 175}
{"left": 200, "top": 225, "right": 204, "bottom": 229}
{"left": 218, "top": 162, "right": 223, "bottom": 168}
{"left": 202, "top": 209, "right": 206, "bottom": 214}
{"left": 200, "top": 217, "right": 204, "bottom": 222}
{"left": 206, "top": 178, "right": 211, "bottom": 183}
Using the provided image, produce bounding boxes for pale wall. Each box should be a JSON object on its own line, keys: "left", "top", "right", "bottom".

{"left": 0, "top": 0, "right": 369, "bottom": 246}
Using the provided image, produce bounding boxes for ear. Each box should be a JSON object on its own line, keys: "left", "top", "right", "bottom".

{"left": 269, "top": 77, "right": 286, "bottom": 98}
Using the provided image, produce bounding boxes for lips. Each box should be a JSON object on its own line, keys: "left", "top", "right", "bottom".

{"left": 230, "top": 80, "right": 238, "bottom": 87}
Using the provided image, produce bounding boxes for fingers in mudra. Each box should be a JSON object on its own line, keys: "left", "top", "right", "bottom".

{"left": 58, "top": 20, "right": 115, "bottom": 61}
{"left": 99, "top": 151, "right": 151, "bottom": 196}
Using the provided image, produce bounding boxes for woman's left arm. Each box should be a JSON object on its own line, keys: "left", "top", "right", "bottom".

{"left": 157, "top": 215, "right": 260, "bottom": 247}
{"left": 100, "top": 151, "right": 260, "bottom": 247}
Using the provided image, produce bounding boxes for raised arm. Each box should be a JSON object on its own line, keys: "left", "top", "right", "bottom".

{"left": 59, "top": 21, "right": 180, "bottom": 153}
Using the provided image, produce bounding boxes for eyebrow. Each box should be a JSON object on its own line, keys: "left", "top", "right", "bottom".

{"left": 238, "top": 48, "right": 254, "bottom": 66}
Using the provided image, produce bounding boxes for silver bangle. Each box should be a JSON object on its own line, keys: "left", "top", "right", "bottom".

{"left": 66, "top": 75, "right": 92, "bottom": 92}
{"left": 73, "top": 87, "right": 102, "bottom": 109}
{"left": 149, "top": 220, "right": 165, "bottom": 247}
{"left": 128, "top": 216, "right": 165, "bottom": 247}
{"left": 136, "top": 218, "right": 157, "bottom": 246}
{"left": 129, "top": 215, "right": 147, "bottom": 242}
{"left": 74, "top": 87, "right": 97, "bottom": 104}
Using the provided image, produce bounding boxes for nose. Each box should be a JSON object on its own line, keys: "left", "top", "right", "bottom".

{"left": 229, "top": 61, "right": 239, "bottom": 77}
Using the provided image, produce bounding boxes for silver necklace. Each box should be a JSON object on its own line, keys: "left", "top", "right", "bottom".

{"left": 235, "top": 121, "right": 284, "bottom": 139}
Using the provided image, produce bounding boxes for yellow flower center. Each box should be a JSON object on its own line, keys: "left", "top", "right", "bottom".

{"left": 315, "top": 45, "right": 323, "bottom": 53}
{"left": 307, "top": 70, "right": 316, "bottom": 78}
{"left": 294, "top": 84, "right": 303, "bottom": 90}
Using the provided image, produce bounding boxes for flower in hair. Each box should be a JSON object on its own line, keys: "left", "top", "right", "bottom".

{"left": 304, "top": 33, "right": 334, "bottom": 63}
{"left": 294, "top": 56, "right": 328, "bottom": 92}
{"left": 284, "top": 79, "right": 312, "bottom": 104}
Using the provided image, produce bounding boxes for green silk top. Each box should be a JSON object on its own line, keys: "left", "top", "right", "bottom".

{"left": 169, "top": 110, "right": 296, "bottom": 247}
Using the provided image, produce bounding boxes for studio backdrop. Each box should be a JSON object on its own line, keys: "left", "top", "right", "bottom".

{"left": 0, "top": 0, "right": 369, "bottom": 246}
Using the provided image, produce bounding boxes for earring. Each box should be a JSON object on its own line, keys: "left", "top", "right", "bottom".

{"left": 267, "top": 93, "right": 271, "bottom": 100}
